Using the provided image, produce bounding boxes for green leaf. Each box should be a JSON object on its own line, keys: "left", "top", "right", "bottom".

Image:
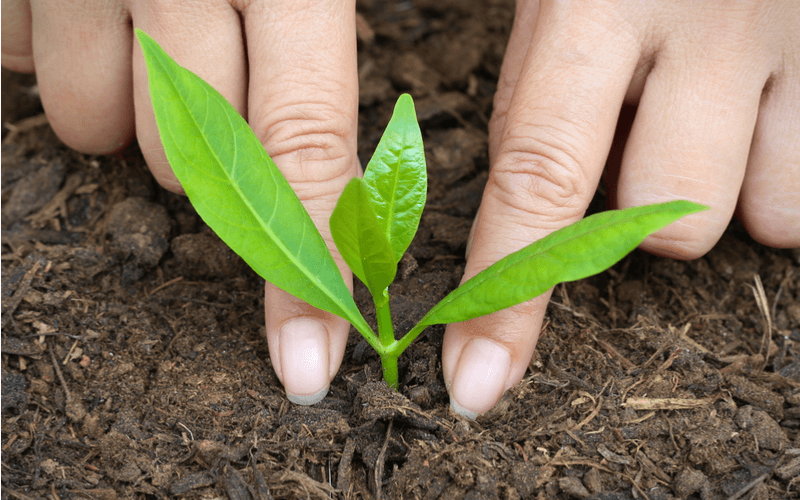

{"left": 363, "top": 94, "right": 427, "bottom": 263}
{"left": 330, "top": 177, "right": 397, "bottom": 297}
{"left": 135, "top": 29, "right": 373, "bottom": 339}
{"left": 415, "top": 201, "right": 707, "bottom": 328}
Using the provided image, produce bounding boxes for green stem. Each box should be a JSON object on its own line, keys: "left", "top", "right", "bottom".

{"left": 374, "top": 288, "right": 400, "bottom": 389}
{"left": 380, "top": 351, "right": 400, "bottom": 390}
{"left": 375, "top": 288, "right": 394, "bottom": 347}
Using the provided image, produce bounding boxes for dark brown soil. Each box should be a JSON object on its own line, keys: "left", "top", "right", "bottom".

{"left": 3, "top": 1, "right": 799, "bottom": 499}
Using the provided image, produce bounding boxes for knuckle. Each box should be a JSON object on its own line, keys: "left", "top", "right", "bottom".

{"left": 257, "top": 100, "right": 356, "bottom": 187}
{"left": 489, "top": 132, "right": 589, "bottom": 222}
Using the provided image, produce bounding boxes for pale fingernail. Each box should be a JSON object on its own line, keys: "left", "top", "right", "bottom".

{"left": 449, "top": 338, "right": 511, "bottom": 419}
{"left": 279, "top": 318, "right": 329, "bottom": 405}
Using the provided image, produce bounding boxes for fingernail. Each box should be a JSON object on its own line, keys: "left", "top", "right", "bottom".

{"left": 279, "top": 318, "right": 329, "bottom": 405}
{"left": 450, "top": 338, "right": 511, "bottom": 419}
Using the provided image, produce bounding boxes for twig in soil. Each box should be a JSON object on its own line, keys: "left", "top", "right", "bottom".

{"left": 62, "top": 339, "right": 80, "bottom": 364}
{"left": 547, "top": 355, "right": 591, "bottom": 390}
{"left": 667, "top": 419, "right": 681, "bottom": 452}
{"left": 178, "top": 422, "right": 195, "bottom": 441}
{"left": 653, "top": 347, "right": 682, "bottom": 373}
{"left": 623, "top": 411, "right": 655, "bottom": 425}
{"left": 590, "top": 334, "right": 636, "bottom": 370}
{"left": 25, "top": 173, "right": 83, "bottom": 229}
{"left": 21, "top": 332, "right": 84, "bottom": 340}
{"left": 637, "top": 332, "right": 680, "bottom": 372}
{"left": 549, "top": 296, "right": 592, "bottom": 320}
{"left": 147, "top": 276, "right": 184, "bottom": 296}
{"left": 572, "top": 396, "right": 603, "bottom": 431}
{"left": 624, "top": 397, "right": 714, "bottom": 411}
{"left": 158, "top": 313, "right": 185, "bottom": 361}
{"left": 626, "top": 472, "right": 651, "bottom": 500}
{"left": 749, "top": 273, "right": 774, "bottom": 372}
{"left": 374, "top": 421, "right": 393, "bottom": 499}
{"left": 2, "top": 113, "right": 49, "bottom": 145}
{"left": 49, "top": 342, "right": 87, "bottom": 422}
{"left": 49, "top": 343, "right": 72, "bottom": 402}
{"left": 564, "top": 429, "right": 586, "bottom": 447}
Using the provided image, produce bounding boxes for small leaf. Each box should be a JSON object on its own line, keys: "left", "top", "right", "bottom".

{"left": 331, "top": 178, "right": 397, "bottom": 297}
{"left": 363, "top": 94, "right": 427, "bottom": 263}
{"left": 136, "top": 29, "right": 372, "bottom": 339}
{"left": 416, "top": 201, "right": 707, "bottom": 327}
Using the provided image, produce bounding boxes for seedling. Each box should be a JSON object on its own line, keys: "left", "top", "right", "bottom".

{"left": 136, "top": 30, "right": 707, "bottom": 390}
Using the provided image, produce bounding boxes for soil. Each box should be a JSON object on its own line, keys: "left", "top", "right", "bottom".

{"left": 2, "top": 1, "right": 800, "bottom": 499}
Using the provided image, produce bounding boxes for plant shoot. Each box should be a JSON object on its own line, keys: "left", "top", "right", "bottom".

{"left": 136, "top": 29, "right": 707, "bottom": 390}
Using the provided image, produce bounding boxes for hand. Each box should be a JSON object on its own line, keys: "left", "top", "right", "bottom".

{"left": 444, "top": 0, "right": 800, "bottom": 418}
{"left": 2, "top": 0, "right": 360, "bottom": 404}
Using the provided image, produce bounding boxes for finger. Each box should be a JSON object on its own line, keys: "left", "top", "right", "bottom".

{"left": 472, "top": 2, "right": 539, "bottom": 260}
{"left": 131, "top": 0, "right": 247, "bottom": 193}
{"left": 446, "top": 1, "right": 642, "bottom": 418}
{"left": 614, "top": 12, "right": 767, "bottom": 258}
{"left": 242, "top": 0, "right": 359, "bottom": 403}
{"left": 2, "top": 0, "right": 34, "bottom": 72}
{"left": 738, "top": 69, "right": 800, "bottom": 247}
{"left": 487, "top": 0, "right": 539, "bottom": 164}
{"left": 28, "top": 1, "right": 134, "bottom": 154}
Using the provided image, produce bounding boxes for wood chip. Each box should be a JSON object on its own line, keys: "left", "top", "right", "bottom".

{"left": 624, "top": 397, "right": 714, "bottom": 411}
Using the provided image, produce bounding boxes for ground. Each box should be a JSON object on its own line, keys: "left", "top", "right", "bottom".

{"left": 2, "top": 1, "right": 800, "bottom": 499}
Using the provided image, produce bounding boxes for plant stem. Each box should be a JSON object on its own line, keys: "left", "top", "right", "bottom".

{"left": 374, "top": 288, "right": 400, "bottom": 389}
{"left": 375, "top": 288, "right": 394, "bottom": 347}
{"left": 380, "top": 351, "right": 400, "bottom": 390}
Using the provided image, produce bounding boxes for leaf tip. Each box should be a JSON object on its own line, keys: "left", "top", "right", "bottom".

{"left": 395, "top": 93, "right": 416, "bottom": 119}
{"left": 134, "top": 29, "right": 161, "bottom": 63}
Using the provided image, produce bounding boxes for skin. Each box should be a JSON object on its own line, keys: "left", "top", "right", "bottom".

{"left": 4, "top": 0, "right": 798, "bottom": 416}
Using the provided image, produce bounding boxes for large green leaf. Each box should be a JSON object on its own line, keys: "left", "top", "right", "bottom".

{"left": 413, "top": 201, "right": 707, "bottom": 329}
{"left": 330, "top": 177, "right": 397, "bottom": 298}
{"left": 363, "top": 94, "right": 427, "bottom": 263}
{"left": 136, "top": 29, "right": 372, "bottom": 339}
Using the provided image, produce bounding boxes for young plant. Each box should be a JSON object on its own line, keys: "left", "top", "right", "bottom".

{"left": 136, "top": 30, "right": 707, "bottom": 390}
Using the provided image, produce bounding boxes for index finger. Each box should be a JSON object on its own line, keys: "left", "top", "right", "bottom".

{"left": 239, "top": 0, "right": 360, "bottom": 403}
{"left": 444, "top": 0, "right": 642, "bottom": 417}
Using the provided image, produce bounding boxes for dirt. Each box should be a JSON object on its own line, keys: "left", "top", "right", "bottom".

{"left": 2, "top": 1, "right": 800, "bottom": 499}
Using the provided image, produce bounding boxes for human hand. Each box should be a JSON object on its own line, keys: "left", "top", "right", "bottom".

{"left": 2, "top": 0, "right": 360, "bottom": 404}
{"left": 444, "top": 0, "right": 800, "bottom": 418}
